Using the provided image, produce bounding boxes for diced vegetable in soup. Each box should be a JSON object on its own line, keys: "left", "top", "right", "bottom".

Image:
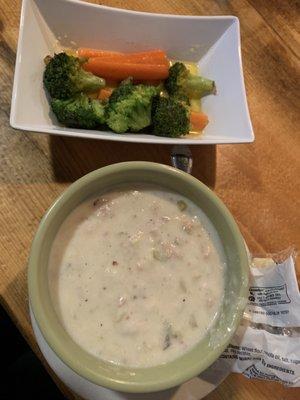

{"left": 48, "top": 186, "right": 226, "bottom": 367}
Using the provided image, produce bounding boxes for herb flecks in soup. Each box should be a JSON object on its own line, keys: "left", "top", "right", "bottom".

{"left": 48, "top": 187, "right": 226, "bottom": 367}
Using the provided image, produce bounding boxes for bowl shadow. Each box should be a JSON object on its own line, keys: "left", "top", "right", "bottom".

{"left": 49, "top": 135, "right": 216, "bottom": 188}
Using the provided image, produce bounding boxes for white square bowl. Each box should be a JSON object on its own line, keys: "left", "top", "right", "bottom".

{"left": 10, "top": 0, "right": 254, "bottom": 144}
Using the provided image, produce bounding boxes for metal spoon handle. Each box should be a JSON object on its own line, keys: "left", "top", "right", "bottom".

{"left": 171, "top": 145, "right": 193, "bottom": 174}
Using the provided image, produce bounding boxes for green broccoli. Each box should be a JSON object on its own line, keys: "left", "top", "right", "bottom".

{"left": 51, "top": 94, "right": 106, "bottom": 129}
{"left": 165, "top": 62, "right": 216, "bottom": 99}
{"left": 44, "top": 52, "right": 105, "bottom": 99}
{"left": 152, "top": 96, "right": 190, "bottom": 138}
{"left": 106, "top": 79, "right": 158, "bottom": 133}
{"left": 108, "top": 78, "right": 135, "bottom": 104}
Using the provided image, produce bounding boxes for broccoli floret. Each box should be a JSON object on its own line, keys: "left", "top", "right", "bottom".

{"left": 51, "top": 94, "right": 106, "bottom": 129}
{"left": 108, "top": 78, "right": 135, "bottom": 104}
{"left": 44, "top": 52, "right": 105, "bottom": 99}
{"left": 152, "top": 96, "right": 190, "bottom": 138}
{"left": 165, "top": 62, "right": 216, "bottom": 99}
{"left": 106, "top": 79, "right": 158, "bottom": 133}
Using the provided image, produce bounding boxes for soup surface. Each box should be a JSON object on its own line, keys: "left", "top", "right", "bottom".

{"left": 48, "top": 186, "right": 226, "bottom": 367}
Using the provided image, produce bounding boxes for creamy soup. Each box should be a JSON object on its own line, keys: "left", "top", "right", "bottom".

{"left": 48, "top": 186, "right": 226, "bottom": 367}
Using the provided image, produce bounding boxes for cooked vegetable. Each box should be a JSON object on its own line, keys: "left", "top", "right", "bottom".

{"left": 78, "top": 48, "right": 169, "bottom": 65}
{"left": 51, "top": 94, "right": 106, "bottom": 129}
{"left": 190, "top": 111, "right": 209, "bottom": 131}
{"left": 108, "top": 78, "right": 137, "bottom": 105}
{"left": 98, "top": 87, "right": 113, "bottom": 101}
{"left": 44, "top": 52, "right": 105, "bottom": 99}
{"left": 92, "top": 55, "right": 169, "bottom": 66}
{"left": 177, "top": 200, "right": 187, "bottom": 211}
{"left": 44, "top": 47, "right": 214, "bottom": 136}
{"left": 152, "top": 96, "right": 190, "bottom": 138}
{"left": 163, "top": 322, "right": 182, "bottom": 350}
{"left": 83, "top": 59, "right": 169, "bottom": 81}
{"left": 106, "top": 79, "right": 158, "bottom": 133}
{"left": 77, "top": 48, "right": 124, "bottom": 58}
{"left": 165, "top": 62, "right": 215, "bottom": 99}
{"left": 163, "top": 329, "right": 171, "bottom": 350}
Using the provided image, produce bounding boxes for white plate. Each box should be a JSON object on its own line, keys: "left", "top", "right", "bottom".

{"left": 10, "top": 0, "right": 254, "bottom": 144}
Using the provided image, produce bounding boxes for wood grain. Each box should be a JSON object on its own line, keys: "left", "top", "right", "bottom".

{"left": 0, "top": 1, "right": 299, "bottom": 399}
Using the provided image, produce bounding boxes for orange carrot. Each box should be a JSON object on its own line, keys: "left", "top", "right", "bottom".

{"left": 105, "top": 79, "right": 119, "bottom": 88}
{"left": 77, "top": 48, "right": 124, "bottom": 58}
{"left": 98, "top": 54, "right": 169, "bottom": 66}
{"left": 78, "top": 48, "right": 169, "bottom": 66}
{"left": 78, "top": 48, "right": 165, "bottom": 58}
{"left": 126, "top": 49, "right": 168, "bottom": 61}
{"left": 83, "top": 59, "right": 169, "bottom": 81}
{"left": 98, "top": 87, "right": 113, "bottom": 100}
{"left": 190, "top": 111, "right": 209, "bottom": 131}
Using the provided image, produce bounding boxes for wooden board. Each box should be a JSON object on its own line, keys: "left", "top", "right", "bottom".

{"left": 0, "top": 0, "right": 299, "bottom": 399}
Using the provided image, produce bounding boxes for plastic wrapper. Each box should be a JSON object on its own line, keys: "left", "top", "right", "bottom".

{"left": 220, "top": 254, "right": 300, "bottom": 387}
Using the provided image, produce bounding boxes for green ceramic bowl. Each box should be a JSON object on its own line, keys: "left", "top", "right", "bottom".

{"left": 28, "top": 161, "right": 249, "bottom": 393}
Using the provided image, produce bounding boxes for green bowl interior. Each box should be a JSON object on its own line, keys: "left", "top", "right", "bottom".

{"left": 28, "top": 162, "right": 248, "bottom": 393}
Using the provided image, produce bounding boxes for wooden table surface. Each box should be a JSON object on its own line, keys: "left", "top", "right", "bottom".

{"left": 0, "top": 0, "right": 299, "bottom": 399}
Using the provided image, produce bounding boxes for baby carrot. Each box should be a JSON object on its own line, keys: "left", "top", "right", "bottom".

{"left": 77, "top": 48, "right": 124, "bottom": 58}
{"left": 83, "top": 59, "right": 169, "bottom": 81}
{"left": 98, "top": 54, "right": 169, "bottom": 66}
{"left": 190, "top": 111, "right": 209, "bottom": 131}
{"left": 78, "top": 48, "right": 169, "bottom": 65}
{"left": 98, "top": 87, "right": 113, "bottom": 100}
